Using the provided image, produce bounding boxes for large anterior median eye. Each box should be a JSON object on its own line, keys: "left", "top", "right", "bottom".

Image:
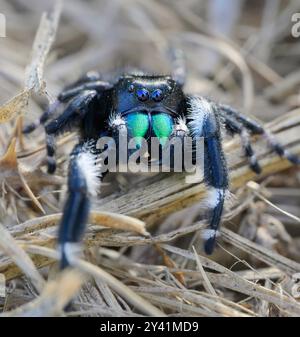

{"left": 152, "top": 113, "right": 173, "bottom": 146}
{"left": 136, "top": 88, "right": 149, "bottom": 102}
{"left": 125, "top": 112, "right": 149, "bottom": 148}
{"left": 151, "top": 89, "right": 164, "bottom": 102}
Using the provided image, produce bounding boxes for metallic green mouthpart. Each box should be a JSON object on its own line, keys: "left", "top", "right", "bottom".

{"left": 125, "top": 112, "right": 149, "bottom": 148}
{"left": 152, "top": 113, "right": 173, "bottom": 146}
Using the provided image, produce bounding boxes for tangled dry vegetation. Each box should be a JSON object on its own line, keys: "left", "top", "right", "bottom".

{"left": 0, "top": 0, "right": 300, "bottom": 317}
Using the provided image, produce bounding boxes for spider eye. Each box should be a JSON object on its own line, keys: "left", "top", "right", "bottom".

{"left": 136, "top": 88, "right": 149, "bottom": 102}
{"left": 151, "top": 89, "right": 164, "bottom": 102}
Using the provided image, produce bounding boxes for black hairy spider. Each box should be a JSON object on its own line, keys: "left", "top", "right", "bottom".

{"left": 23, "top": 51, "right": 299, "bottom": 269}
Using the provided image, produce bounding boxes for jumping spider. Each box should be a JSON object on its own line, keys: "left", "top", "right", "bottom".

{"left": 24, "top": 52, "right": 299, "bottom": 268}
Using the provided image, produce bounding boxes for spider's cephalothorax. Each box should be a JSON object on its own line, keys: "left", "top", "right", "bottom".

{"left": 108, "top": 75, "right": 188, "bottom": 162}
{"left": 24, "top": 56, "right": 299, "bottom": 268}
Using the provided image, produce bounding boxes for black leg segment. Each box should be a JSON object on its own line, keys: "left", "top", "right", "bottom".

{"left": 45, "top": 90, "right": 98, "bottom": 135}
{"left": 58, "top": 141, "right": 102, "bottom": 269}
{"left": 187, "top": 96, "right": 229, "bottom": 254}
{"left": 203, "top": 125, "right": 229, "bottom": 254}
{"left": 221, "top": 113, "right": 262, "bottom": 174}
{"left": 44, "top": 90, "right": 98, "bottom": 174}
{"left": 218, "top": 103, "right": 299, "bottom": 167}
{"left": 58, "top": 80, "right": 112, "bottom": 102}
{"left": 23, "top": 100, "right": 61, "bottom": 134}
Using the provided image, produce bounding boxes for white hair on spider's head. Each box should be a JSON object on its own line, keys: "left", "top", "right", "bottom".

{"left": 76, "top": 147, "right": 102, "bottom": 197}
{"left": 187, "top": 96, "right": 214, "bottom": 137}
{"left": 108, "top": 112, "right": 126, "bottom": 129}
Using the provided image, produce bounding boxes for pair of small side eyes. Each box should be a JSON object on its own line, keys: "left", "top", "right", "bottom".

{"left": 128, "top": 85, "right": 164, "bottom": 102}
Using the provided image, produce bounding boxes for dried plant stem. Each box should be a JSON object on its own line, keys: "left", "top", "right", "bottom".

{"left": 0, "top": 110, "right": 299, "bottom": 282}
{"left": 22, "top": 245, "right": 166, "bottom": 317}
{"left": 0, "top": 224, "right": 45, "bottom": 293}
{"left": 1, "top": 269, "right": 83, "bottom": 317}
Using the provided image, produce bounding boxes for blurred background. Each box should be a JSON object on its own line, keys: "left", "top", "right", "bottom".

{"left": 1, "top": 0, "right": 300, "bottom": 117}
{"left": 0, "top": 0, "right": 300, "bottom": 316}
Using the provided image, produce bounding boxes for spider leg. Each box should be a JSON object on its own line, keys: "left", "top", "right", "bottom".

{"left": 23, "top": 100, "right": 61, "bottom": 134}
{"left": 263, "top": 130, "right": 300, "bottom": 165}
{"left": 46, "top": 134, "right": 57, "bottom": 174}
{"left": 187, "top": 96, "right": 229, "bottom": 254}
{"left": 65, "top": 71, "right": 102, "bottom": 88}
{"left": 23, "top": 72, "right": 112, "bottom": 134}
{"left": 218, "top": 104, "right": 264, "bottom": 135}
{"left": 219, "top": 104, "right": 300, "bottom": 165}
{"left": 58, "top": 140, "right": 105, "bottom": 269}
{"left": 58, "top": 80, "right": 112, "bottom": 102}
{"left": 221, "top": 113, "right": 261, "bottom": 174}
{"left": 45, "top": 89, "right": 98, "bottom": 173}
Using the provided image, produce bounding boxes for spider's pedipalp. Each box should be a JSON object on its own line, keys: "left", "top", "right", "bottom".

{"left": 172, "top": 116, "right": 189, "bottom": 138}
{"left": 108, "top": 112, "right": 127, "bottom": 132}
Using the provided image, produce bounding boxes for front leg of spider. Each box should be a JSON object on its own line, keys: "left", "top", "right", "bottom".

{"left": 58, "top": 141, "right": 103, "bottom": 269}
{"left": 44, "top": 90, "right": 99, "bottom": 173}
{"left": 188, "top": 97, "right": 229, "bottom": 254}
{"left": 23, "top": 71, "right": 111, "bottom": 135}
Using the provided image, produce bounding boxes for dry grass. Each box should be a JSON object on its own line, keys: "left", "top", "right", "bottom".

{"left": 0, "top": 0, "right": 300, "bottom": 317}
